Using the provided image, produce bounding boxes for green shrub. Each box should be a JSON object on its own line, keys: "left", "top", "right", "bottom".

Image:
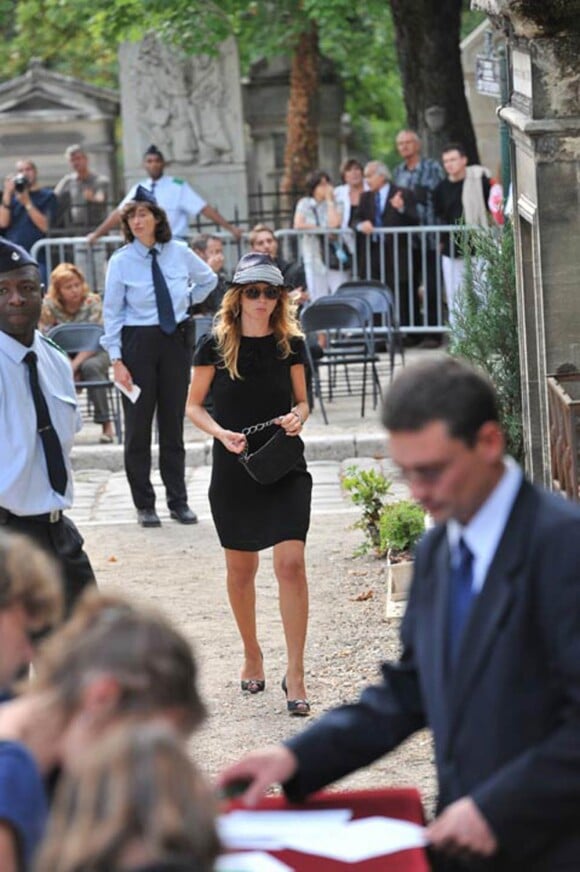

{"left": 451, "top": 223, "right": 523, "bottom": 462}
{"left": 342, "top": 465, "right": 392, "bottom": 555}
{"left": 379, "top": 500, "right": 426, "bottom": 561}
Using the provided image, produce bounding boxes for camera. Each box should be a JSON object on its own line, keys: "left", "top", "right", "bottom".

{"left": 13, "top": 174, "right": 29, "bottom": 193}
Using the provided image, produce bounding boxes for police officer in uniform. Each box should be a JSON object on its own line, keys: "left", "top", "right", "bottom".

{"left": 0, "top": 238, "right": 96, "bottom": 611}
{"left": 101, "top": 187, "right": 217, "bottom": 528}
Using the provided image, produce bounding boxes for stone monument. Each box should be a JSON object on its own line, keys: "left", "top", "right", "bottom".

{"left": 474, "top": 0, "right": 580, "bottom": 485}
{"left": 0, "top": 59, "right": 119, "bottom": 193}
{"left": 119, "top": 35, "right": 247, "bottom": 223}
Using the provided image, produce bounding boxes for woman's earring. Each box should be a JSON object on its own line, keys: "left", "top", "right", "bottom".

{"left": 233, "top": 303, "right": 240, "bottom": 319}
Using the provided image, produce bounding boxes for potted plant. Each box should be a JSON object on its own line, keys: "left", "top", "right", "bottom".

{"left": 342, "top": 465, "right": 393, "bottom": 556}
{"left": 379, "top": 500, "right": 426, "bottom": 614}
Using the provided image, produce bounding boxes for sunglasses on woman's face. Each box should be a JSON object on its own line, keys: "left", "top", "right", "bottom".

{"left": 242, "top": 285, "right": 281, "bottom": 300}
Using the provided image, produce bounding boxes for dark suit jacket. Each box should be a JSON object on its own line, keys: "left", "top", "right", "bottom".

{"left": 284, "top": 479, "right": 580, "bottom": 871}
{"left": 357, "top": 184, "right": 418, "bottom": 289}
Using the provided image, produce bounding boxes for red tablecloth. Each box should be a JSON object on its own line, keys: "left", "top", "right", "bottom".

{"left": 228, "top": 787, "right": 430, "bottom": 871}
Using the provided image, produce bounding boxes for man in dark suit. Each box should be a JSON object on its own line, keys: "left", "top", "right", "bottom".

{"left": 220, "top": 355, "right": 580, "bottom": 871}
{"left": 357, "top": 160, "right": 418, "bottom": 331}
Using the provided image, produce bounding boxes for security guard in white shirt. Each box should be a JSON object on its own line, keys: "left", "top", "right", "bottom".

{"left": 87, "top": 144, "right": 242, "bottom": 244}
{"left": 0, "top": 237, "right": 96, "bottom": 611}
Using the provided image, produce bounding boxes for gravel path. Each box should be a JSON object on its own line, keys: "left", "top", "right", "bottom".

{"left": 83, "top": 503, "right": 437, "bottom": 815}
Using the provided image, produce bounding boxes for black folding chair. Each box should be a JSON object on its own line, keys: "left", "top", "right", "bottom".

{"left": 47, "top": 323, "right": 123, "bottom": 442}
{"left": 335, "top": 280, "right": 405, "bottom": 378}
{"left": 300, "top": 299, "right": 381, "bottom": 423}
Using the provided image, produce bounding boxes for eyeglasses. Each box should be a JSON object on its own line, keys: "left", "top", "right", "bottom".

{"left": 242, "top": 285, "right": 281, "bottom": 300}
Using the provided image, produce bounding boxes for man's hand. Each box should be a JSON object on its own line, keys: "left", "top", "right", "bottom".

{"left": 389, "top": 190, "right": 405, "bottom": 211}
{"left": 3, "top": 175, "right": 15, "bottom": 200}
{"left": 358, "top": 219, "right": 374, "bottom": 235}
{"left": 427, "top": 797, "right": 498, "bottom": 859}
{"left": 217, "top": 745, "right": 298, "bottom": 807}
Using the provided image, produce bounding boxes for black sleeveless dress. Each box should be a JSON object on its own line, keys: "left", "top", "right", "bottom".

{"left": 193, "top": 333, "right": 312, "bottom": 551}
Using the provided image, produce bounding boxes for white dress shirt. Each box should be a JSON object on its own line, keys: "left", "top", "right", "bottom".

{"left": 101, "top": 238, "right": 217, "bottom": 361}
{"left": 447, "top": 456, "right": 523, "bottom": 593}
{"left": 0, "top": 330, "right": 80, "bottom": 514}
{"left": 121, "top": 176, "right": 207, "bottom": 239}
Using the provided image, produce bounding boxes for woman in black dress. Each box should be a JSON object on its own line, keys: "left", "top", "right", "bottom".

{"left": 186, "top": 253, "right": 312, "bottom": 715}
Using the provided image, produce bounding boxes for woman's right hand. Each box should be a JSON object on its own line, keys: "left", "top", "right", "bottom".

{"left": 113, "top": 360, "right": 133, "bottom": 391}
{"left": 219, "top": 430, "right": 247, "bottom": 455}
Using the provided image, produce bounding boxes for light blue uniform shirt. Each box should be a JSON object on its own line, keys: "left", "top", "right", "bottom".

{"left": 0, "top": 330, "right": 79, "bottom": 514}
{"left": 101, "top": 238, "right": 217, "bottom": 361}
{"left": 121, "top": 176, "right": 207, "bottom": 239}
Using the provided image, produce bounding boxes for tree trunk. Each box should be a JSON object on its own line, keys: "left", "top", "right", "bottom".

{"left": 389, "top": 0, "right": 479, "bottom": 163}
{"left": 280, "top": 24, "right": 320, "bottom": 197}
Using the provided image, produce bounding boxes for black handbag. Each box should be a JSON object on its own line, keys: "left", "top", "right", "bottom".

{"left": 238, "top": 417, "right": 304, "bottom": 485}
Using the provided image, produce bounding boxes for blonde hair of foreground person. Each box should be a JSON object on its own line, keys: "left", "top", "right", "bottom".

{"left": 36, "top": 721, "right": 220, "bottom": 872}
{"left": 29, "top": 591, "right": 205, "bottom": 732}
{"left": 0, "top": 529, "right": 62, "bottom": 627}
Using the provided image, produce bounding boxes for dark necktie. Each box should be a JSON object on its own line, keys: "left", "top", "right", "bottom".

{"left": 373, "top": 191, "right": 382, "bottom": 242}
{"left": 150, "top": 180, "right": 156, "bottom": 197}
{"left": 23, "top": 351, "right": 68, "bottom": 495}
{"left": 447, "top": 537, "right": 475, "bottom": 666}
{"left": 149, "top": 248, "right": 176, "bottom": 335}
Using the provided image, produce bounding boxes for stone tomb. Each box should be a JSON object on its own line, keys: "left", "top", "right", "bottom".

{"left": 0, "top": 59, "right": 119, "bottom": 194}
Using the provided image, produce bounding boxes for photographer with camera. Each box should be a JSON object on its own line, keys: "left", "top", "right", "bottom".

{"left": 0, "top": 159, "right": 57, "bottom": 283}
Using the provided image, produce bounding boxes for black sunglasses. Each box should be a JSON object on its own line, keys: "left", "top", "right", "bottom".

{"left": 242, "top": 285, "right": 281, "bottom": 300}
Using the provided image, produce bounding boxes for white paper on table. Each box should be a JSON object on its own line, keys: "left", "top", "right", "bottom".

{"left": 114, "top": 381, "right": 141, "bottom": 403}
{"left": 217, "top": 808, "right": 352, "bottom": 850}
{"left": 283, "top": 815, "right": 428, "bottom": 862}
{"left": 215, "top": 851, "right": 293, "bottom": 872}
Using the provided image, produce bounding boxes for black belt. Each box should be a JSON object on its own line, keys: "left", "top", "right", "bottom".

{"left": 0, "top": 507, "right": 62, "bottom": 525}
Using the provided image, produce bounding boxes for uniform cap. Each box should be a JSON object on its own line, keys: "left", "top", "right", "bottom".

{"left": 0, "top": 237, "right": 38, "bottom": 273}
{"left": 132, "top": 185, "right": 157, "bottom": 206}
{"left": 144, "top": 144, "right": 165, "bottom": 161}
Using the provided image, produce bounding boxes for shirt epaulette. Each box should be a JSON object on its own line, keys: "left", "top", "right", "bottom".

{"left": 172, "top": 178, "right": 185, "bottom": 185}
{"left": 40, "top": 335, "right": 68, "bottom": 356}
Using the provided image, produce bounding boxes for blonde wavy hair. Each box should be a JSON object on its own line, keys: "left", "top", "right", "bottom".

{"left": 214, "top": 284, "right": 304, "bottom": 379}
{"left": 36, "top": 722, "right": 220, "bottom": 872}
{"left": 46, "top": 263, "right": 90, "bottom": 307}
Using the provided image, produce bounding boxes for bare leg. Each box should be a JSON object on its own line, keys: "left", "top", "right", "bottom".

{"left": 273, "top": 540, "right": 309, "bottom": 701}
{"left": 225, "top": 549, "right": 264, "bottom": 683}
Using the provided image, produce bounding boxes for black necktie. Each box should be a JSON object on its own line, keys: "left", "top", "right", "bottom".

{"left": 149, "top": 248, "right": 176, "bottom": 335}
{"left": 447, "top": 537, "right": 475, "bottom": 666}
{"left": 24, "top": 351, "right": 68, "bottom": 496}
{"left": 150, "top": 180, "right": 156, "bottom": 197}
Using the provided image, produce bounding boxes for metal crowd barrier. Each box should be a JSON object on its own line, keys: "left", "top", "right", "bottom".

{"left": 275, "top": 225, "right": 474, "bottom": 335}
{"left": 32, "top": 231, "right": 244, "bottom": 296}
{"left": 33, "top": 224, "right": 475, "bottom": 334}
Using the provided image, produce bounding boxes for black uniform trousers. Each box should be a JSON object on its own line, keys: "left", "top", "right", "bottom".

{"left": 0, "top": 510, "right": 96, "bottom": 614}
{"left": 121, "top": 323, "right": 192, "bottom": 512}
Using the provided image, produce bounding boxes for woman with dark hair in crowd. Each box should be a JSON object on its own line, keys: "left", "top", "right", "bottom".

{"left": 36, "top": 722, "right": 220, "bottom": 872}
{"left": 100, "top": 186, "right": 216, "bottom": 528}
{"left": 0, "top": 592, "right": 205, "bottom": 870}
{"left": 334, "top": 157, "right": 368, "bottom": 243}
{"left": 293, "top": 169, "right": 348, "bottom": 301}
{"left": 187, "top": 253, "right": 312, "bottom": 717}
{"left": 40, "top": 262, "right": 115, "bottom": 443}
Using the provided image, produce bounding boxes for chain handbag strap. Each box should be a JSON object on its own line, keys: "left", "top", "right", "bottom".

{"left": 240, "top": 415, "right": 286, "bottom": 461}
{"left": 241, "top": 416, "right": 283, "bottom": 437}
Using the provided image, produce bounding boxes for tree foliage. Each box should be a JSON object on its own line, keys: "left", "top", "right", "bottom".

{"left": 0, "top": 0, "right": 483, "bottom": 166}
